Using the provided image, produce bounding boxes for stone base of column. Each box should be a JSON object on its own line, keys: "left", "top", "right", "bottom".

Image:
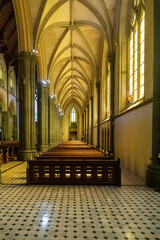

{"left": 146, "top": 164, "right": 160, "bottom": 188}
{"left": 38, "top": 145, "right": 49, "bottom": 152}
{"left": 49, "top": 143, "right": 55, "bottom": 148}
{"left": 18, "top": 149, "right": 37, "bottom": 161}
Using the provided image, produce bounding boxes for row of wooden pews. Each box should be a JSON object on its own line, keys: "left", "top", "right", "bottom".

{"left": 27, "top": 141, "right": 121, "bottom": 186}
{"left": 0, "top": 141, "right": 19, "bottom": 165}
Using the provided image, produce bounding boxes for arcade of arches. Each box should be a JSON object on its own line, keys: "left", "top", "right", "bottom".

{"left": 0, "top": 0, "right": 160, "bottom": 188}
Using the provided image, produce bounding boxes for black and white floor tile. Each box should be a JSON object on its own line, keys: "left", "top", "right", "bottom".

{"left": 0, "top": 162, "right": 160, "bottom": 240}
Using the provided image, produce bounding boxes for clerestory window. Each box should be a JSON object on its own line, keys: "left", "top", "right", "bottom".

{"left": 128, "top": 0, "right": 145, "bottom": 103}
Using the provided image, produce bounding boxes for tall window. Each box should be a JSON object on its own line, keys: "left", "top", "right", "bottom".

{"left": 0, "top": 65, "right": 3, "bottom": 87}
{"left": 9, "top": 75, "right": 13, "bottom": 88}
{"left": 128, "top": 0, "right": 145, "bottom": 103}
{"left": 71, "top": 108, "right": 76, "bottom": 122}
{"left": 106, "top": 62, "right": 110, "bottom": 117}
{"left": 0, "top": 65, "right": 2, "bottom": 80}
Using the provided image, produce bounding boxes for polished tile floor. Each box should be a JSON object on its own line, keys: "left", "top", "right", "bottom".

{"left": 0, "top": 162, "right": 160, "bottom": 240}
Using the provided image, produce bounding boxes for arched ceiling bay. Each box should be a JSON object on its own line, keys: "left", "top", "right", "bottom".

{"left": 28, "top": 0, "right": 116, "bottom": 112}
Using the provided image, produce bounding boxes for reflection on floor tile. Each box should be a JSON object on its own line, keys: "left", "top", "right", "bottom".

{"left": 0, "top": 162, "right": 160, "bottom": 240}
{"left": 0, "top": 184, "right": 160, "bottom": 240}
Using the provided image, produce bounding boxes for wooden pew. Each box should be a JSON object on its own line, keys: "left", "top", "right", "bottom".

{"left": 0, "top": 141, "right": 19, "bottom": 163}
{"left": 27, "top": 141, "right": 121, "bottom": 186}
{"left": 27, "top": 158, "right": 121, "bottom": 186}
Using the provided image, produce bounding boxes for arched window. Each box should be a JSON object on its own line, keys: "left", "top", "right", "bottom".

{"left": 0, "top": 65, "right": 2, "bottom": 79}
{"left": 106, "top": 62, "right": 110, "bottom": 117}
{"left": 128, "top": 0, "right": 145, "bottom": 103}
{"left": 9, "top": 74, "right": 13, "bottom": 88}
{"left": 0, "top": 65, "right": 3, "bottom": 87}
{"left": 71, "top": 108, "right": 76, "bottom": 122}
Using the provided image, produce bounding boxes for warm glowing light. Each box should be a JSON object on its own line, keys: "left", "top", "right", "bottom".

{"left": 0, "top": 65, "right": 2, "bottom": 79}
{"left": 71, "top": 108, "right": 76, "bottom": 122}
{"left": 129, "top": 8, "right": 145, "bottom": 102}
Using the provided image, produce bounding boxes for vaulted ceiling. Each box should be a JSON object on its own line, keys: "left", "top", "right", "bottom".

{"left": 23, "top": 0, "right": 117, "bottom": 111}
{"left": 0, "top": 0, "right": 18, "bottom": 67}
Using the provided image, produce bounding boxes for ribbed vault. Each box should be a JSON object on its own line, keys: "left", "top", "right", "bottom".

{"left": 26, "top": 0, "right": 116, "bottom": 112}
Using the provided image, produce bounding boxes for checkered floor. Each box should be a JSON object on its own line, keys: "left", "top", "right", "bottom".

{"left": 0, "top": 162, "right": 160, "bottom": 240}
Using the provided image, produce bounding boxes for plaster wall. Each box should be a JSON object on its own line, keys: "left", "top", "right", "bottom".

{"left": 115, "top": 103, "right": 152, "bottom": 180}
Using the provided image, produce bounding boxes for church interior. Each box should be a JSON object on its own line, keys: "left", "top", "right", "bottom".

{"left": 0, "top": 0, "right": 160, "bottom": 239}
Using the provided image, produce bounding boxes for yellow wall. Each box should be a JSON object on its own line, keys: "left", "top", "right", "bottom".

{"left": 114, "top": 103, "right": 152, "bottom": 180}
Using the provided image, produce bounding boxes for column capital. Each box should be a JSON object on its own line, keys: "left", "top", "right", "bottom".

{"left": 108, "top": 51, "right": 115, "bottom": 63}
{"left": 37, "top": 80, "right": 50, "bottom": 88}
{"left": 49, "top": 95, "right": 56, "bottom": 101}
{"left": 18, "top": 51, "right": 31, "bottom": 60}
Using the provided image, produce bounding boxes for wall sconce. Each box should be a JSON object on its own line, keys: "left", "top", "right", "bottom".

{"left": 128, "top": 95, "right": 133, "bottom": 103}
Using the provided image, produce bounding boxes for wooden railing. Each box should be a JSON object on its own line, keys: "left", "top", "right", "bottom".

{"left": 0, "top": 141, "right": 19, "bottom": 163}
{"left": 27, "top": 158, "right": 121, "bottom": 186}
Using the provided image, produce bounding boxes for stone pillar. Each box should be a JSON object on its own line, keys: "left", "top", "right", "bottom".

{"left": 13, "top": 115, "right": 18, "bottom": 140}
{"left": 59, "top": 114, "right": 62, "bottom": 143}
{"left": 2, "top": 111, "right": 8, "bottom": 140}
{"left": 90, "top": 96, "right": 93, "bottom": 145}
{"left": 87, "top": 104, "right": 89, "bottom": 144}
{"left": 37, "top": 81, "right": 49, "bottom": 152}
{"left": 57, "top": 112, "right": 60, "bottom": 143}
{"left": 146, "top": 0, "right": 160, "bottom": 188}
{"left": 108, "top": 52, "right": 115, "bottom": 156}
{"left": 48, "top": 96, "right": 56, "bottom": 147}
{"left": 18, "top": 51, "right": 37, "bottom": 160}
{"left": 82, "top": 113, "right": 84, "bottom": 141}
{"left": 96, "top": 82, "right": 100, "bottom": 148}
{"left": 54, "top": 106, "right": 58, "bottom": 145}
{"left": 84, "top": 110, "right": 86, "bottom": 142}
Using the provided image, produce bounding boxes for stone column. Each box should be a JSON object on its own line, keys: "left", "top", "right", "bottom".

{"left": 54, "top": 105, "right": 58, "bottom": 145}
{"left": 2, "top": 111, "right": 8, "bottom": 140}
{"left": 82, "top": 113, "right": 84, "bottom": 141}
{"left": 59, "top": 114, "right": 62, "bottom": 143}
{"left": 108, "top": 52, "right": 115, "bottom": 156}
{"left": 96, "top": 82, "right": 100, "bottom": 148}
{"left": 90, "top": 96, "right": 93, "bottom": 145}
{"left": 146, "top": 0, "right": 160, "bottom": 188}
{"left": 87, "top": 104, "right": 89, "bottom": 144}
{"left": 84, "top": 110, "right": 86, "bottom": 142}
{"left": 18, "top": 51, "right": 36, "bottom": 160}
{"left": 13, "top": 115, "right": 18, "bottom": 140}
{"left": 37, "top": 81, "right": 49, "bottom": 152}
{"left": 57, "top": 112, "right": 60, "bottom": 143}
{"left": 48, "top": 96, "right": 56, "bottom": 147}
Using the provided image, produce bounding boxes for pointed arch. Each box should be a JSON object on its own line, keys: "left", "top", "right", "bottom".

{"left": 0, "top": 93, "right": 7, "bottom": 111}
{"left": 9, "top": 100, "right": 16, "bottom": 115}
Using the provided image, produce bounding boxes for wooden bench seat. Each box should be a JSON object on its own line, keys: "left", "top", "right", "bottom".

{"left": 27, "top": 158, "right": 121, "bottom": 186}
{"left": 27, "top": 141, "right": 121, "bottom": 186}
{"left": 0, "top": 141, "right": 19, "bottom": 163}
